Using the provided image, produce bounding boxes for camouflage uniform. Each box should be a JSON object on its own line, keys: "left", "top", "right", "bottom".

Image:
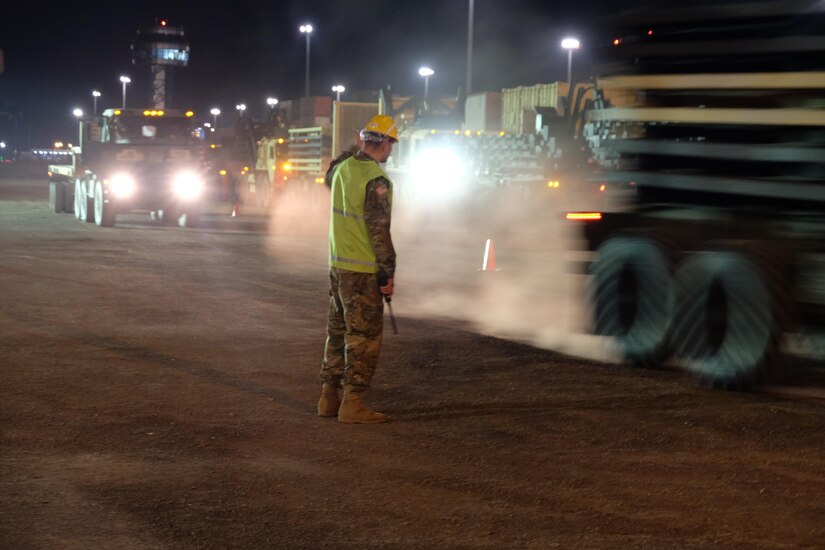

{"left": 320, "top": 150, "right": 396, "bottom": 392}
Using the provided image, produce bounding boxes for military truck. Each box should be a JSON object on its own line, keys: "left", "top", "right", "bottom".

{"left": 575, "top": 1, "right": 825, "bottom": 388}
{"left": 48, "top": 108, "right": 206, "bottom": 227}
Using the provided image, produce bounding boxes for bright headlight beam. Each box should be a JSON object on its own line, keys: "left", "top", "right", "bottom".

{"left": 410, "top": 148, "right": 465, "bottom": 198}
{"left": 172, "top": 170, "right": 205, "bottom": 200}
{"left": 109, "top": 173, "right": 137, "bottom": 198}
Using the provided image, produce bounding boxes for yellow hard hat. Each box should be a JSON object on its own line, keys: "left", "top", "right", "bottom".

{"left": 361, "top": 114, "right": 399, "bottom": 142}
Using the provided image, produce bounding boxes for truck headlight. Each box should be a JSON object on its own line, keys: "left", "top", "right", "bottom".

{"left": 109, "top": 173, "right": 136, "bottom": 198}
{"left": 411, "top": 148, "right": 465, "bottom": 198}
{"left": 173, "top": 170, "right": 205, "bottom": 200}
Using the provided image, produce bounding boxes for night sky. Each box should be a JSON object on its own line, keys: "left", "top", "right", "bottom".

{"left": 1, "top": 0, "right": 716, "bottom": 147}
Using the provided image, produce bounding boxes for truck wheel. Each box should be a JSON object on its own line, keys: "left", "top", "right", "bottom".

{"left": 93, "top": 181, "right": 116, "bottom": 227}
{"left": 49, "top": 181, "right": 66, "bottom": 213}
{"left": 74, "top": 179, "right": 88, "bottom": 221}
{"left": 74, "top": 179, "right": 95, "bottom": 223}
{"left": 671, "top": 250, "right": 780, "bottom": 389}
{"left": 179, "top": 209, "right": 201, "bottom": 228}
{"left": 590, "top": 236, "right": 675, "bottom": 365}
{"left": 256, "top": 172, "right": 273, "bottom": 210}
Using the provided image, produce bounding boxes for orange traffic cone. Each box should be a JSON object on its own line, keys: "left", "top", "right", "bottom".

{"left": 480, "top": 238, "right": 499, "bottom": 271}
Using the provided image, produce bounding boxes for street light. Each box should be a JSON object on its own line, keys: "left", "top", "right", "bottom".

{"left": 467, "top": 0, "right": 474, "bottom": 96}
{"left": 299, "top": 24, "right": 313, "bottom": 97}
{"left": 210, "top": 107, "right": 221, "bottom": 127}
{"left": 331, "top": 85, "right": 345, "bottom": 102}
{"left": 267, "top": 97, "right": 279, "bottom": 109}
{"left": 92, "top": 90, "right": 101, "bottom": 115}
{"left": 418, "top": 67, "right": 434, "bottom": 100}
{"left": 119, "top": 75, "right": 131, "bottom": 108}
{"left": 561, "top": 38, "right": 580, "bottom": 84}
{"left": 235, "top": 103, "right": 246, "bottom": 119}
{"left": 72, "top": 108, "right": 84, "bottom": 118}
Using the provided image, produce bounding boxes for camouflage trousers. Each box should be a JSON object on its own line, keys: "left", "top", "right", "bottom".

{"left": 320, "top": 267, "right": 384, "bottom": 392}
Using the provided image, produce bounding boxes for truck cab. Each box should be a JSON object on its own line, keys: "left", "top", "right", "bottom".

{"left": 51, "top": 108, "right": 207, "bottom": 227}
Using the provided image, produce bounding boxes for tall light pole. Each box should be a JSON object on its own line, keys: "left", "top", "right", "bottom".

{"left": 73, "top": 108, "right": 84, "bottom": 118}
{"left": 266, "top": 97, "right": 279, "bottom": 110}
{"left": 235, "top": 103, "right": 246, "bottom": 119}
{"left": 466, "top": 0, "right": 474, "bottom": 96}
{"left": 92, "top": 90, "right": 101, "bottom": 115}
{"left": 210, "top": 107, "right": 221, "bottom": 127}
{"left": 561, "top": 38, "right": 580, "bottom": 84}
{"left": 419, "top": 67, "right": 434, "bottom": 101}
{"left": 331, "top": 85, "right": 345, "bottom": 102}
{"left": 119, "top": 76, "right": 131, "bottom": 109}
{"left": 300, "top": 24, "right": 313, "bottom": 97}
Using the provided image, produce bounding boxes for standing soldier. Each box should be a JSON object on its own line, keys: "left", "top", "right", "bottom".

{"left": 318, "top": 115, "right": 398, "bottom": 424}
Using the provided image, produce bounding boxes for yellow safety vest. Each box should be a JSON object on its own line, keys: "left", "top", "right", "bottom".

{"left": 329, "top": 156, "right": 393, "bottom": 273}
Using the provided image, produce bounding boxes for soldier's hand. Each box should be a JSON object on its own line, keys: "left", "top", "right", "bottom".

{"left": 379, "top": 277, "right": 394, "bottom": 298}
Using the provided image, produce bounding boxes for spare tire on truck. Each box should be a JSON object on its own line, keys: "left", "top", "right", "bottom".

{"left": 590, "top": 235, "right": 675, "bottom": 366}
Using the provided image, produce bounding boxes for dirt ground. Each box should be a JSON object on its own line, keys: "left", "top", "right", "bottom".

{"left": 2, "top": 177, "right": 825, "bottom": 549}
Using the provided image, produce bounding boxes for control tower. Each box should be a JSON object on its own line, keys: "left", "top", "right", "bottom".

{"left": 131, "top": 19, "right": 189, "bottom": 109}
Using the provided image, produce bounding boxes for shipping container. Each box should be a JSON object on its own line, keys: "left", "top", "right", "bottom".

{"left": 464, "top": 92, "right": 502, "bottom": 133}
{"left": 279, "top": 97, "right": 334, "bottom": 128}
{"left": 332, "top": 101, "right": 379, "bottom": 158}
{"left": 299, "top": 96, "right": 332, "bottom": 123}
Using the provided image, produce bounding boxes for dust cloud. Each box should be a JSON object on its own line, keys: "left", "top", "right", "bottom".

{"left": 392, "top": 185, "right": 621, "bottom": 363}
{"left": 262, "top": 180, "right": 622, "bottom": 364}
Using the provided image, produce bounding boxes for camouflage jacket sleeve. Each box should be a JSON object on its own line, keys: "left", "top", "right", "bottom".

{"left": 364, "top": 176, "right": 396, "bottom": 279}
{"left": 324, "top": 146, "right": 360, "bottom": 188}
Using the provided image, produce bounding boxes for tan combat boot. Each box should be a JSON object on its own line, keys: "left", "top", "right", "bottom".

{"left": 317, "top": 383, "right": 341, "bottom": 417}
{"left": 337, "top": 387, "right": 388, "bottom": 424}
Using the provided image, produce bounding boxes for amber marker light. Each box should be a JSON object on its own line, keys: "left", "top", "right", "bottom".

{"left": 566, "top": 212, "right": 603, "bottom": 221}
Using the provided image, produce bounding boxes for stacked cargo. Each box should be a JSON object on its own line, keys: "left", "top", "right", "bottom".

{"left": 500, "top": 82, "right": 571, "bottom": 134}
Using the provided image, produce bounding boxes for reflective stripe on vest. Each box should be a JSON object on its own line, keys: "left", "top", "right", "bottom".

{"left": 331, "top": 207, "right": 364, "bottom": 221}
{"left": 328, "top": 156, "right": 393, "bottom": 274}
